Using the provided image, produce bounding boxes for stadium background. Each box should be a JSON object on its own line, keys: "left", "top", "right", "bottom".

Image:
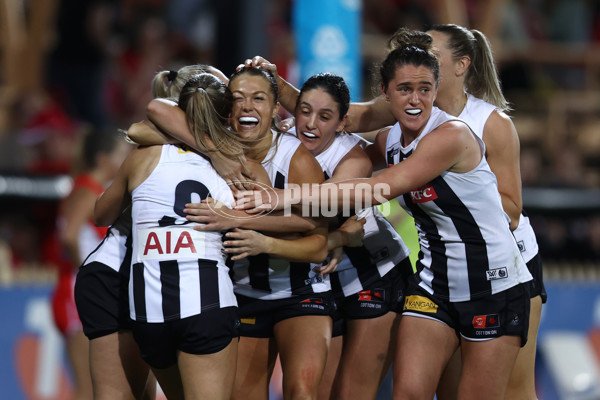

{"left": 0, "top": 0, "right": 599, "bottom": 399}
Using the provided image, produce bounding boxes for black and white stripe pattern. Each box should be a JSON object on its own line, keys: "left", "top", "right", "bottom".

{"left": 129, "top": 145, "right": 237, "bottom": 322}
{"left": 311, "top": 133, "right": 411, "bottom": 297}
{"left": 232, "top": 132, "right": 330, "bottom": 300}
{"left": 386, "top": 107, "right": 532, "bottom": 301}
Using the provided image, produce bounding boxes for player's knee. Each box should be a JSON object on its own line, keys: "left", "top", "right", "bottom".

{"left": 284, "top": 368, "right": 321, "bottom": 400}
{"left": 393, "top": 381, "right": 432, "bottom": 400}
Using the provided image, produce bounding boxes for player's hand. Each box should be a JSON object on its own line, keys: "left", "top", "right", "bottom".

{"left": 184, "top": 198, "right": 239, "bottom": 231}
{"left": 339, "top": 215, "right": 366, "bottom": 247}
{"left": 314, "top": 247, "right": 343, "bottom": 278}
{"left": 234, "top": 187, "right": 290, "bottom": 213}
{"left": 236, "top": 56, "right": 279, "bottom": 80}
{"left": 278, "top": 117, "right": 295, "bottom": 132}
{"left": 223, "top": 228, "right": 270, "bottom": 261}
{"left": 210, "top": 153, "right": 256, "bottom": 192}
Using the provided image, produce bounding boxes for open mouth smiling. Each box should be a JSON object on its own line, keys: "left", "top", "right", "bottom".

{"left": 301, "top": 131, "right": 317, "bottom": 139}
{"left": 238, "top": 116, "right": 259, "bottom": 128}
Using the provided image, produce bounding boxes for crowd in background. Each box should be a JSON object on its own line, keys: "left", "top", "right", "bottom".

{"left": 0, "top": 0, "right": 599, "bottom": 282}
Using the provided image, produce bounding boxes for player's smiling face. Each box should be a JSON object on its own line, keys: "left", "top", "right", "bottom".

{"left": 295, "top": 88, "right": 346, "bottom": 156}
{"left": 229, "top": 74, "right": 279, "bottom": 140}
{"left": 383, "top": 64, "right": 437, "bottom": 137}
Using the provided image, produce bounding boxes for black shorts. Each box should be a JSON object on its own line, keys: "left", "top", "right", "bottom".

{"left": 331, "top": 257, "right": 411, "bottom": 337}
{"left": 525, "top": 254, "right": 547, "bottom": 303}
{"left": 402, "top": 281, "right": 530, "bottom": 347}
{"left": 131, "top": 306, "right": 239, "bottom": 369}
{"left": 74, "top": 262, "right": 130, "bottom": 340}
{"left": 236, "top": 292, "right": 334, "bottom": 338}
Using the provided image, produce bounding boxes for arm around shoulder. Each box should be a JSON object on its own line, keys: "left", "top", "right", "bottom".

{"left": 288, "top": 144, "right": 324, "bottom": 185}
{"left": 346, "top": 95, "right": 396, "bottom": 133}
{"left": 328, "top": 144, "right": 372, "bottom": 183}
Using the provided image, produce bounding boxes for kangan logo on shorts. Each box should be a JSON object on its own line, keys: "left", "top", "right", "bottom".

{"left": 403, "top": 295, "right": 438, "bottom": 313}
{"left": 240, "top": 317, "right": 256, "bottom": 325}
{"left": 486, "top": 267, "right": 508, "bottom": 281}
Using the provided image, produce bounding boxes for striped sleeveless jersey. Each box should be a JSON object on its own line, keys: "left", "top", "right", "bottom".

{"left": 129, "top": 145, "right": 237, "bottom": 322}
{"left": 385, "top": 107, "right": 532, "bottom": 301}
{"left": 232, "top": 132, "right": 330, "bottom": 300}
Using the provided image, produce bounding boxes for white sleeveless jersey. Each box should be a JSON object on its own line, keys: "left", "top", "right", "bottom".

{"left": 311, "top": 133, "right": 411, "bottom": 297}
{"left": 459, "top": 94, "right": 539, "bottom": 262}
{"left": 315, "top": 133, "right": 364, "bottom": 179}
{"left": 81, "top": 208, "right": 132, "bottom": 273}
{"left": 385, "top": 107, "right": 532, "bottom": 302}
{"left": 232, "top": 132, "right": 330, "bottom": 300}
{"left": 129, "top": 145, "right": 237, "bottom": 322}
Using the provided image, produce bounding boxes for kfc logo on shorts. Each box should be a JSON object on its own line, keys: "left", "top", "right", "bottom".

{"left": 410, "top": 184, "right": 438, "bottom": 203}
{"left": 486, "top": 267, "right": 508, "bottom": 281}
{"left": 472, "top": 314, "right": 500, "bottom": 329}
{"left": 300, "top": 298, "right": 325, "bottom": 310}
{"left": 357, "top": 289, "right": 384, "bottom": 302}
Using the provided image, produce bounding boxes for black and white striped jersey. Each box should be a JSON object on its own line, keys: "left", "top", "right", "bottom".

{"left": 459, "top": 94, "right": 539, "bottom": 263}
{"left": 129, "top": 145, "right": 237, "bottom": 322}
{"left": 312, "top": 133, "right": 411, "bottom": 297}
{"left": 386, "top": 107, "right": 532, "bottom": 302}
{"left": 232, "top": 132, "right": 330, "bottom": 300}
{"left": 81, "top": 208, "right": 132, "bottom": 273}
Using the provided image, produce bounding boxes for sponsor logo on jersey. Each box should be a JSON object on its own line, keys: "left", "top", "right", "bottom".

{"left": 410, "top": 184, "right": 438, "bottom": 204}
{"left": 517, "top": 240, "right": 526, "bottom": 253}
{"left": 138, "top": 227, "right": 206, "bottom": 260}
{"left": 357, "top": 289, "right": 384, "bottom": 302}
{"left": 486, "top": 267, "right": 508, "bottom": 281}
{"left": 304, "top": 274, "right": 324, "bottom": 285}
{"left": 403, "top": 295, "right": 438, "bottom": 313}
{"left": 472, "top": 314, "right": 500, "bottom": 329}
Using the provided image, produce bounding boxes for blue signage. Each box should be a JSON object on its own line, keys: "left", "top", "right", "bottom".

{"left": 292, "top": 0, "right": 362, "bottom": 101}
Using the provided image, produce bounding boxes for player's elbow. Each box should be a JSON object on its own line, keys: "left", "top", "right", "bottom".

{"left": 126, "top": 122, "right": 145, "bottom": 145}
{"left": 146, "top": 99, "right": 162, "bottom": 120}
